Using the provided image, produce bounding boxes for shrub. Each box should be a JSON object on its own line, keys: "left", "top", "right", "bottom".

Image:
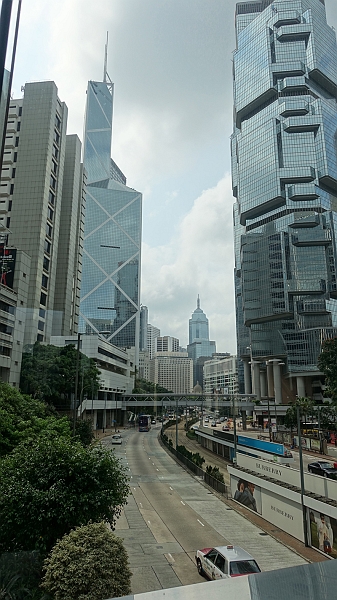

{"left": 41, "top": 522, "right": 132, "bottom": 600}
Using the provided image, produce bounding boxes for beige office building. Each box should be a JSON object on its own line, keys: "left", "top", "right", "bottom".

{"left": 150, "top": 351, "right": 193, "bottom": 394}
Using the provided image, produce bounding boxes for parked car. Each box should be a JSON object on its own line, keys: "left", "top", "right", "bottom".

{"left": 111, "top": 434, "right": 122, "bottom": 445}
{"left": 307, "top": 461, "right": 337, "bottom": 478}
{"left": 195, "top": 545, "right": 260, "bottom": 580}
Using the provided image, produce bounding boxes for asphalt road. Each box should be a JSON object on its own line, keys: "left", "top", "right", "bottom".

{"left": 102, "top": 425, "right": 307, "bottom": 595}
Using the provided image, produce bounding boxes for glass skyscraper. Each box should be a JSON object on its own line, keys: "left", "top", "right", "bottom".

{"left": 80, "top": 76, "right": 142, "bottom": 349}
{"left": 233, "top": 0, "right": 337, "bottom": 402}
{"left": 187, "top": 296, "right": 216, "bottom": 386}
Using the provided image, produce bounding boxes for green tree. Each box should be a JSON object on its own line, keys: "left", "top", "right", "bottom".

{"left": 318, "top": 337, "right": 337, "bottom": 401}
{"left": 20, "top": 343, "right": 101, "bottom": 410}
{"left": 132, "top": 378, "right": 173, "bottom": 394}
{"left": 0, "top": 437, "right": 129, "bottom": 554}
{"left": 284, "top": 396, "right": 314, "bottom": 431}
{"left": 0, "top": 382, "right": 71, "bottom": 457}
{"left": 41, "top": 522, "right": 132, "bottom": 600}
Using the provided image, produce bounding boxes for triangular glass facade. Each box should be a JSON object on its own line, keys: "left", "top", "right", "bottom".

{"left": 80, "top": 79, "right": 142, "bottom": 348}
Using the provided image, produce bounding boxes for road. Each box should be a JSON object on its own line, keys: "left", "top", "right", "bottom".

{"left": 102, "top": 424, "right": 307, "bottom": 595}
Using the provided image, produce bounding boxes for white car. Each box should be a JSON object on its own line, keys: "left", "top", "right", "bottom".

{"left": 111, "top": 434, "right": 122, "bottom": 445}
{"left": 195, "top": 545, "right": 260, "bottom": 580}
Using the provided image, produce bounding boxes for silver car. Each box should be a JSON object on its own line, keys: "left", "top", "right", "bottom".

{"left": 111, "top": 434, "right": 122, "bottom": 445}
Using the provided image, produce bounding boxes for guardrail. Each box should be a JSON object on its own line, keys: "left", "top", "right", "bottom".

{"left": 160, "top": 431, "right": 227, "bottom": 496}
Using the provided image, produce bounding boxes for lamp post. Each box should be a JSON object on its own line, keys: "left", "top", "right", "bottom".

{"left": 73, "top": 332, "right": 82, "bottom": 436}
{"left": 297, "top": 405, "right": 309, "bottom": 547}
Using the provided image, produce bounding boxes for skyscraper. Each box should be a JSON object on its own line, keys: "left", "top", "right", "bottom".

{"left": 0, "top": 81, "right": 84, "bottom": 346}
{"left": 232, "top": 0, "right": 337, "bottom": 402}
{"left": 79, "top": 71, "right": 142, "bottom": 353}
{"left": 187, "top": 296, "right": 216, "bottom": 386}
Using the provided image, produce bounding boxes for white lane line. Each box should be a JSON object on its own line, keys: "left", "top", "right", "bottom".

{"left": 168, "top": 553, "right": 175, "bottom": 563}
{"left": 181, "top": 501, "right": 185, "bottom": 505}
{"left": 156, "top": 468, "right": 159, "bottom": 471}
{"left": 169, "top": 487, "right": 173, "bottom": 490}
{"left": 139, "top": 503, "right": 143, "bottom": 508}
{"left": 197, "top": 519, "right": 204, "bottom": 527}
{"left": 148, "top": 520, "right": 151, "bottom": 525}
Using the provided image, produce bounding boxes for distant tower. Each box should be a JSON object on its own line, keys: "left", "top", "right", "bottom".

{"left": 187, "top": 296, "right": 216, "bottom": 387}
{"left": 79, "top": 42, "right": 142, "bottom": 354}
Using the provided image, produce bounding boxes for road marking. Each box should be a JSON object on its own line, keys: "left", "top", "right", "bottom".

{"left": 181, "top": 501, "right": 185, "bottom": 505}
{"left": 197, "top": 519, "right": 204, "bottom": 527}
{"left": 156, "top": 468, "right": 159, "bottom": 471}
{"left": 139, "top": 503, "right": 143, "bottom": 508}
{"left": 148, "top": 520, "right": 151, "bottom": 525}
{"left": 169, "top": 486, "right": 173, "bottom": 490}
{"left": 168, "top": 553, "right": 175, "bottom": 563}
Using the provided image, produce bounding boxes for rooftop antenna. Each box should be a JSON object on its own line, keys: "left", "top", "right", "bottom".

{"left": 197, "top": 294, "right": 200, "bottom": 309}
{"left": 103, "top": 31, "right": 108, "bottom": 83}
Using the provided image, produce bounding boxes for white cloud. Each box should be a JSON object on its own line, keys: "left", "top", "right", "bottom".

{"left": 141, "top": 175, "right": 237, "bottom": 353}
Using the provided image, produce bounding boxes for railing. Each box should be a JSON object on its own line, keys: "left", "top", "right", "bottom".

{"left": 160, "top": 431, "right": 227, "bottom": 496}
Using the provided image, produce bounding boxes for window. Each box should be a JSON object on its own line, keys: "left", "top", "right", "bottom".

{"left": 52, "top": 145, "right": 58, "bottom": 159}
{"left": 49, "top": 190, "right": 55, "bottom": 205}
{"left": 52, "top": 160, "right": 57, "bottom": 174}
{"left": 17, "top": 121, "right": 21, "bottom": 132}
{"left": 12, "top": 168, "right": 16, "bottom": 178}
{"left": 15, "top": 137, "right": 19, "bottom": 147}
{"left": 42, "top": 274, "right": 48, "bottom": 289}
{"left": 8, "top": 200, "right": 12, "bottom": 211}
{"left": 38, "top": 320, "right": 45, "bottom": 331}
{"left": 55, "top": 114, "right": 61, "bottom": 130}
{"left": 39, "top": 308, "right": 46, "bottom": 318}
{"left": 54, "top": 130, "right": 59, "bottom": 144}
{"left": 44, "top": 239, "right": 51, "bottom": 254}
{"left": 43, "top": 256, "right": 50, "bottom": 272}
{"left": 13, "top": 152, "right": 17, "bottom": 162}
{"left": 46, "top": 223, "right": 52, "bottom": 238}
{"left": 37, "top": 334, "right": 44, "bottom": 342}
{"left": 18, "top": 106, "right": 22, "bottom": 117}
{"left": 50, "top": 174, "right": 56, "bottom": 189}
{"left": 6, "top": 217, "right": 10, "bottom": 228}
{"left": 40, "top": 292, "right": 47, "bottom": 306}
{"left": 48, "top": 207, "right": 54, "bottom": 222}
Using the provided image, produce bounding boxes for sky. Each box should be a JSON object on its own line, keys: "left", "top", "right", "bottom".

{"left": 6, "top": 0, "right": 337, "bottom": 354}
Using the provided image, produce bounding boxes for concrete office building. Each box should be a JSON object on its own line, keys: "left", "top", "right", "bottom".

{"left": 187, "top": 296, "right": 216, "bottom": 387}
{"left": 150, "top": 351, "right": 193, "bottom": 394}
{"left": 203, "top": 355, "right": 239, "bottom": 396}
{"left": 233, "top": 0, "right": 337, "bottom": 403}
{"left": 0, "top": 81, "right": 84, "bottom": 347}
{"left": 147, "top": 323, "right": 160, "bottom": 359}
{"left": 79, "top": 72, "right": 142, "bottom": 357}
{"left": 156, "top": 335, "right": 179, "bottom": 353}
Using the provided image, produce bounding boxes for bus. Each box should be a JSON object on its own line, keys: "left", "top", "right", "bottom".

{"left": 139, "top": 415, "right": 151, "bottom": 432}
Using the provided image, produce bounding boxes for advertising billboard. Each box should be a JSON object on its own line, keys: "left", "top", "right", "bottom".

{"left": 309, "top": 509, "right": 337, "bottom": 558}
{"left": 0, "top": 245, "right": 16, "bottom": 289}
{"left": 231, "top": 476, "right": 262, "bottom": 514}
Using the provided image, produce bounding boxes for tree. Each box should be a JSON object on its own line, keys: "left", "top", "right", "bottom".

{"left": 0, "top": 437, "right": 129, "bottom": 554}
{"left": 132, "top": 378, "right": 173, "bottom": 394}
{"left": 284, "top": 396, "right": 314, "bottom": 431}
{"left": 0, "top": 381, "right": 71, "bottom": 457}
{"left": 318, "top": 337, "right": 337, "bottom": 401}
{"left": 20, "top": 343, "right": 101, "bottom": 410}
{"left": 41, "top": 522, "right": 132, "bottom": 600}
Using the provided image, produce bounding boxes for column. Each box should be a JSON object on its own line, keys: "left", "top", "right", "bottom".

{"left": 243, "top": 359, "right": 252, "bottom": 394}
{"left": 273, "top": 362, "right": 282, "bottom": 404}
{"left": 267, "top": 362, "right": 274, "bottom": 398}
{"left": 252, "top": 361, "right": 261, "bottom": 401}
{"left": 260, "top": 368, "right": 267, "bottom": 398}
{"left": 93, "top": 409, "right": 98, "bottom": 430}
{"left": 297, "top": 376, "right": 306, "bottom": 398}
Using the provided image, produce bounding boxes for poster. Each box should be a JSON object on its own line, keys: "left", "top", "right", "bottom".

{"left": 309, "top": 509, "right": 337, "bottom": 558}
{"left": 231, "top": 476, "right": 262, "bottom": 514}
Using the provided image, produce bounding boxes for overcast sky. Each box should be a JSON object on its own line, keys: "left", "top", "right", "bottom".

{"left": 7, "top": 0, "right": 337, "bottom": 353}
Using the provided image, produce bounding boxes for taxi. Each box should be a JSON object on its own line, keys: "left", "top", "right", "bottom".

{"left": 195, "top": 545, "right": 260, "bottom": 580}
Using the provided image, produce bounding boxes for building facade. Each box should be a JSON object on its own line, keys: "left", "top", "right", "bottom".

{"left": 79, "top": 75, "right": 142, "bottom": 357}
{"left": 139, "top": 305, "right": 149, "bottom": 351}
{"left": 187, "top": 296, "right": 216, "bottom": 386}
{"left": 0, "top": 81, "right": 84, "bottom": 347}
{"left": 150, "top": 351, "right": 193, "bottom": 394}
{"left": 232, "top": 0, "right": 337, "bottom": 403}
{"left": 156, "top": 335, "right": 179, "bottom": 353}
{"left": 203, "top": 355, "right": 239, "bottom": 396}
{"left": 147, "top": 323, "right": 160, "bottom": 359}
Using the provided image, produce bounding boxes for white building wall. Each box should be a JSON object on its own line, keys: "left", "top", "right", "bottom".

{"left": 203, "top": 355, "right": 239, "bottom": 395}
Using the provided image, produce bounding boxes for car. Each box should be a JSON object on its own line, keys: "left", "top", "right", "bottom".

{"left": 204, "top": 417, "right": 209, "bottom": 423}
{"left": 151, "top": 419, "right": 156, "bottom": 424}
{"left": 195, "top": 545, "right": 260, "bottom": 580}
{"left": 222, "top": 425, "right": 230, "bottom": 431}
{"left": 211, "top": 421, "right": 217, "bottom": 427}
{"left": 307, "top": 461, "right": 337, "bottom": 478}
{"left": 190, "top": 424, "right": 199, "bottom": 431}
{"left": 111, "top": 434, "right": 122, "bottom": 445}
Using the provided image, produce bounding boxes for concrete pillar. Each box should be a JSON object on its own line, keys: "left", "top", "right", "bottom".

{"left": 297, "top": 376, "right": 306, "bottom": 398}
{"left": 243, "top": 359, "right": 252, "bottom": 394}
{"left": 260, "top": 369, "right": 267, "bottom": 398}
{"left": 93, "top": 409, "right": 98, "bottom": 430}
{"left": 273, "top": 362, "right": 282, "bottom": 404}
{"left": 267, "top": 362, "right": 274, "bottom": 398}
{"left": 253, "top": 362, "right": 261, "bottom": 401}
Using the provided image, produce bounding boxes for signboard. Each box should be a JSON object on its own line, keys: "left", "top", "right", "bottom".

{"left": 237, "top": 435, "right": 285, "bottom": 456}
{"left": 231, "top": 475, "right": 262, "bottom": 514}
{"left": 0, "top": 245, "right": 16, "bottom": 289}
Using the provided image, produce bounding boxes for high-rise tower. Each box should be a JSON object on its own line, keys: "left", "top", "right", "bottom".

{"left": 80, "top": 64, "right": 142, "bottom": 353}
{"left": 187, "top": 296, "right": 216, "bottom": 386}
{"left": 232, "top": 0, "right": 337, "bottom": 402}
